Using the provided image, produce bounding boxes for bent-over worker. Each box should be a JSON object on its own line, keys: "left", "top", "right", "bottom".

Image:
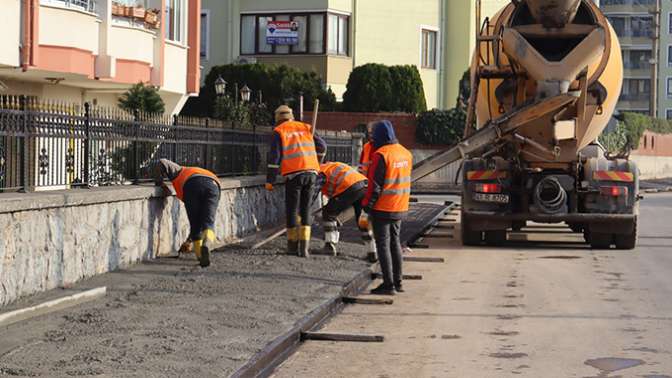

{"left": 266, "top": 105, "right": 326, "bottom": 257}
{"left": 362, "top": 120, "right": 413, "bottom": 295}
{"left": 154, "top": 159, "right": 221, "bottom": 268}
{"left": 318, "top": 161, "right": 377, "bottom": 261}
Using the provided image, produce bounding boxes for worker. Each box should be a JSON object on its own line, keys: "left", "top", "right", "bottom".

{"left": 362, "top": 120, "right": 413, "bottom": 295}
{"left": 154, "top": 159, "right": 221, "bottom": 268}
{"left": 266, "top": 105, "right": 326, "bottom": 257}
{"left": 318, "top": 161, "right": 377, "bottom": 262}
{"left": 358, "top": 122, "right": 375, "bottom": 176}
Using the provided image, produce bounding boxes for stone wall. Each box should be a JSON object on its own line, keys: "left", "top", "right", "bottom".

{"left": 0, "top": 176, "right": 284, "bottom": 306}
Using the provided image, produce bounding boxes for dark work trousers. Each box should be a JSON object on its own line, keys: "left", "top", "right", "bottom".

{"left": 322, "top": 186, "right": 366, "bottom": 223}
{"left": 182, "top": 176, "right": 221, "bottom": 240}
{"left": 285, "top": 172, "right": 317, "bottom": 227}
{"left": 372, "top": 217, "right": 403, "bottom": 287}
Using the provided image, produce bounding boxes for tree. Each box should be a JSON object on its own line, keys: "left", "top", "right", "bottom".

{"left": 118, "top": 82, "right": 165, "bottom": 115}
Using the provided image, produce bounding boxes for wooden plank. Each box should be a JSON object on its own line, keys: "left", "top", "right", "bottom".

{"left": 434, "top": 224, "right": 455, "bottom": 230}
{"left": 372, "top": 273, "right": 423, "bottom": 280}
{"left": 403, "top": 256, "right": 445, "bottom": 263}
{"left": 342, "top": 297, "right": 393, "bottom": 305}
{"left": 0, "top": 287, "right": 107, "bottom": 328}
{"left": 407, "top": 243, "right": 430, "bottom": 249}
{"left": 301, "top": 332, "right": 384, "bottom": 343}
{"left": 422, "top": 233, "right": 454, "bottom": 239}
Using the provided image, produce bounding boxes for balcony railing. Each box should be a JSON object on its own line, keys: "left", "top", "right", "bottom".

{"left": 619, "top": 93, "right": 651, "bottom": 102}
{"left": 41, "top": 0, "right": 96, "bottom": 13}
{"left": 601, "top": 0, "right": 655, "bottom": 5}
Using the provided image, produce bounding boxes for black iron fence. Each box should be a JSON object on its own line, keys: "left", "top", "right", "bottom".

{"left": 0, "top": 95, "right": 361, "bottom": 192}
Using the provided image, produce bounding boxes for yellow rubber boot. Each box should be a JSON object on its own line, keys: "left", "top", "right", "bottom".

{"left": 199, "top": 229, "right": 215, "bottom": 267}
{"left": 287, "top": 227, "right": 299, "bottom": 255}
{"left": 298, "top": 226, "right": 311, "bottom": 258}
{"left": 192, "top": 239, "right": 203, "bottom": 262}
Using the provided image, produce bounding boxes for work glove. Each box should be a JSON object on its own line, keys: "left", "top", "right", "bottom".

{"left": 358, "top": 214, "right": 369, "bottom": 230}
{"left": 265, "top": 183, "right": 274, "bottom": 191}
{"left": 178, "top": 238, "right": 193, "bottom": 254}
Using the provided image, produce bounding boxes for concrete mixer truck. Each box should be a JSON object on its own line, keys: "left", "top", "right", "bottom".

{"left": 413, "top": 0, "right": 639, "bottom": 249}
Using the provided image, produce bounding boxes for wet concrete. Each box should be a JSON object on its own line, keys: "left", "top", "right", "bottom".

{"left": 0, "top": 234, "right": 369, "bottom": 377}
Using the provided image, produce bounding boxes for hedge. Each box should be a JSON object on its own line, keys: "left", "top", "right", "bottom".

{"left": 180, "top": 63, "right": 336, "bottom": 117}
{"left": 600, "top": 112, "right": 672, "bottom": 154}
{"left": 416, "top": 108, "right": 466, "bottom": 145}
{"left": 342, "top": 63, "right": 427, "bottom": 113}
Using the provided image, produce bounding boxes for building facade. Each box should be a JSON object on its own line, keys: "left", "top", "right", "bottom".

{"left": 199, "top": 0, "right": 509, "bottom": 110}
{"left": 0, "top": 0, "right": 201, "bottom": 115}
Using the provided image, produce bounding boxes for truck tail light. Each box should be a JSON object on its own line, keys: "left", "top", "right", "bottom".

{"left": 600, "top": 186, "right": 628, "bottom": 197}
{"left": 475, "top": 183, "right": 502, "bottom": 193}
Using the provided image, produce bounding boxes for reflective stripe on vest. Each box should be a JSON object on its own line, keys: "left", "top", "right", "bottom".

{"left": 275, "top": 121, "right": 320, "bottom": 176}
{"left": 171, "top": 167, "right": 220, "bottom": 200}
{"left": 358, "top": 142, "right": 374, "bottom": 176}
{"left": 320, "top": 162, "right": 367, "bottom": 198}
{"left": 373, "top": 144, "right": 413, "bottom": 213}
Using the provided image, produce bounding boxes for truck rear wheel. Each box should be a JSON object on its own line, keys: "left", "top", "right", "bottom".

{"left": 485, "top": 230, "right": 507, "bottom": 246}
{"left": 614, "top": 217, "right": 638, "bottom": 250}
{"left": 590, "top": 232, "right": 613, "bottom": 249}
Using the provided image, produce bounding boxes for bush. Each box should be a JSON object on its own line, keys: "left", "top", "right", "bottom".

{"left": 601, "top": 112, "right": 672, "bottom": 154}
{"left": 180, "top": 63, "right": 335, "bottom": 118}
{"left": 118, "top": 82, "right": 165, "bottom": 115}
{"left": 342, "top": 63, "right": 427, "bottom": 113}
{"left": 416, "top": 108, "right": 466, "bottom": 145}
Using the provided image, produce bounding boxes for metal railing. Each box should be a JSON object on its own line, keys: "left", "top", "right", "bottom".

{"left": 0, "top": 96, "right": 359, "bottom": 192}
{"left": 40, "top": 0, "right": 96, "bottom": 13}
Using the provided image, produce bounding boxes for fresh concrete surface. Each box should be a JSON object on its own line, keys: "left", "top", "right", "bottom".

{"left": 0, "top": 177, "right": 284, "bottom": 306}
{"left": 275, "top": 193, "right": 672, "bottom": 377}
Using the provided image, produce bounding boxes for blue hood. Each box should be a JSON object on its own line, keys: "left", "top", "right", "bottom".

{"left": 372, "top": 120, "right": 398, "bottom": 149}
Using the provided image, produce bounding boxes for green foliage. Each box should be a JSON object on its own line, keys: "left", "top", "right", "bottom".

{"left": 118, "top": 82, "right": 165, "bottom": 115}
{"left": 181, "top": 63, "right": 335, "bottom": 118}
{"left": 457, "top": 69, "right": 471, "bottom": 109}
{"left": 213, "top": 96, "right": 251, "bottom": 128}
{"left": 601, "top": 112, "right": 672, "bottom": 154}
{"left": 416, "top": 108, "right": 466, "bottom": 145}
{"left": 342, "top": 63, "right": 427, "bottom": 113}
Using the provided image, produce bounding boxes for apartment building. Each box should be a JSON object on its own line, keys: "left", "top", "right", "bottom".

{"left": 199, "top": 0, "right": 509, "bottom": 110}
{"left": 0, "top": 0, "right": 201, "bottom": 114}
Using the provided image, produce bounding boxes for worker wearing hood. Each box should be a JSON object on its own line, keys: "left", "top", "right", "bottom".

{"left": 362, "top": 120, "right": 413, "bottom": 295}
{"left": 155, "top": 159, "right": 221, "bottom": 267}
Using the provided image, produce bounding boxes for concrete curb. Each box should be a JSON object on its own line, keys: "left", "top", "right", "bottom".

{"left": 0, "top": 287, "right": 107, "bottom": 328}
{"left": 231, "top": 269, "right": 372, "bottom": 378}
{"left": 642, "top": 186, "right": 672, "bottom": 193}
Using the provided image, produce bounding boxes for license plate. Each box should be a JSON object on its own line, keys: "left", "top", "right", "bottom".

{"left": 473, "top": 193, "right": 510, "bottom": 203}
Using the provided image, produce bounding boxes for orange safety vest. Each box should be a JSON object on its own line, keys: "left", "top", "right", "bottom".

{"left": 171, "top": 167, "right": 220, "bottom": 200}
{"left": 373, "top": 144, "right": 413, "bottom": 213}
{"left": 320, "top": 162, "right": 367, "bottom": 198}
{"left": 275, "top": 121, "right": 320, "bottom": 176}
{"left": 358, "top": 142, "right": 374, "bottom": 176}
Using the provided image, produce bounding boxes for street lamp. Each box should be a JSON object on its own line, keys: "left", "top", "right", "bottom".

{"left": 214, "top": 75, "right": 227, "bottom": 96}
{"left": 240, "top": 84, "right": 251, "bottom": 102}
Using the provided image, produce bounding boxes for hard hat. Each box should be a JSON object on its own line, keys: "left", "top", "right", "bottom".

{"left": 275, "top": 105, "right": 294, "bottom": 123}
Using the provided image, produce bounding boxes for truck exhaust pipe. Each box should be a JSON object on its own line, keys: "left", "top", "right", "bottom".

{"left": 534, "top": 176, "right": 567, "bottom": 214}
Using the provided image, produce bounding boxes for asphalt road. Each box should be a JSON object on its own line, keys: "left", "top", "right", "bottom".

{"left": 274, "top": 193, "right": 672, "bottom": 378}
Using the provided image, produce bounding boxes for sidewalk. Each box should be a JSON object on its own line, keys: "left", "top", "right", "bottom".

{"left": 0, "top": 204, "right": 445, "bottom": 377}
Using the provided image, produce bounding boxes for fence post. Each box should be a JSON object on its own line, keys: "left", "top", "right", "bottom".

{"left": 172, "top": 114, "right": 178, "bottom": 163}
{"left": 83, "top": 102, "right": 91, "bottom": 186}
{"left": 19, "top": 95, "right": 31, "bottom": 192}
{"left": 352, "top": 133, "right": 363, "bottom": 167}
{"left": 252, "top": 122, "right": 257, "bottom": 174}
{"left": 132, "top": 110, "right": 139, "bottom": 184}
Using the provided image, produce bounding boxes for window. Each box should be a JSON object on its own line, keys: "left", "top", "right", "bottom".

{"left": 421, "top": 29, "right": 437, "bottom": 69}
{"left": 631, "top": 16, "right": 652, "bottom": 38}
{"left": 607, "top": 16, "right": 626, "bottom": 37}
{"left": 40, "top": 0, "right": 95, "bottom": 13}
{"left": 669, "top": 45, "right": 672, "bottom": 67}
{"left": 669, "top": 12, "right": 672, "bottom": 34}
{"left": 165, "top": 0, "right": 185, "bottom": 43}
{"left": 667, "top": 109, "right": 672, "bottom": 120}
{"left": 240, "top": 13, "right": 346, "bottom": 56}
{"left": 667, "top": 77, "right": 672, "bottom": 98}
{"left": 620, "top": 78, "right": 651, "bottom": 101}
{"left": 200, "top": 11, "right": 210, "bottom": 60}
{"left": 627, "top": 49, "right": 651, "bottom": 69}
{"left": 327, "top": 14, "right": 349, "bottom": 55}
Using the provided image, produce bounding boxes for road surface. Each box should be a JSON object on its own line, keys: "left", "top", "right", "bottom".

{"left": 274, "top": 193, "right": 672, "bottom": 377}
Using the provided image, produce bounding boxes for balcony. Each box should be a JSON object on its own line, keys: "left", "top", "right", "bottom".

{"left": 41, "top": 0, "right": 96, "bottom": 14}
{"left": 601, "top": 0, "right": 655, "bottom": 14}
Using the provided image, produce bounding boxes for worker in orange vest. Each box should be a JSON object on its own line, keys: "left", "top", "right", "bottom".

{"left": 318, "top": 161, "right": 377, "bottom": 261}
{"left": 362, "top": 120, "right": 413, "bottom": 295}
{"left": 358, "top": 122, "right": 375, "bottom": 176}
{"left": 266, "top": 105, "right": 326, "bottom": 257}
{"left": 154, "top": 159, "right": 221, "bottom": 268}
